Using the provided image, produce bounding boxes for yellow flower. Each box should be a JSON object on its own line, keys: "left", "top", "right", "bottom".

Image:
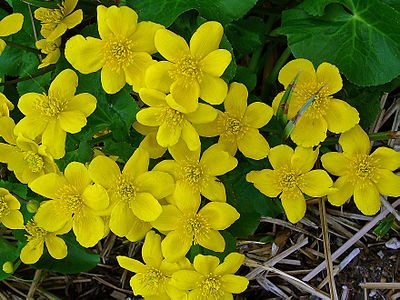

{"left": 88, "top": 148, "right": 175, "bottom": 237}
{"left": 145, "top": 21, "right": 232, "bottom": 113}
{"left": 136, "top": 88, "right": 217, "bottom": 150}
{"left": 117, "top": 231, "right": 191, "bottom": 299}
{"left": 36, "top": 37, "right": 61, "bottom": 68}
{"left": 152, "top": 198, "right": 239, "bottom": 262}
{"left": 132, "top": 122, "right": 167, "bottom": 159}
{"left": 0, "top": 187, "right": 24, "bottom": 229}
{"left": 0, "top": 92, "right": 14, "bottom": 117}
{"left": 65, "top": 5, "right": 164, "bottom": 94}
{"left": 0, "top": 13, "right": 24, "bottom": 56}
{"left": 246, "top": 145, "right": 333, "bottom": 223}
{"left": 20, "top": 221, "right": 69, "bottom": 264}
{"left": 272, "top": 59, "right": 359, "bottom": 147}
{"left": 171, "top": 253, "right": 249, "bottom": 300}
{"left": 29, "top": 162, "right": 109, "bottom": 247}
{"left": 154, "top": 141, "right": 237, "bottom": 204}
{"left": 0, "top": 117, "right": 58, "bottom": 184}
{"left": 14, "top": 69, "right": 97, "bottom": 159}
{"left": 34, "top": 0, "right": 82, "bottom": 40}
{"left": 321, "top": 125, "right": 400, "bottom": 215}
{"left": 196, "top": 82, "right": 273, "bottom": 160}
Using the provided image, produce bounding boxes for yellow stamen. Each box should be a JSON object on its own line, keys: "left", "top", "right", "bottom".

{"left": 56, "top": 185, "right": 83, "bottom": 214}
{"left": 276, "top": 167, "right": 303, "bottom": 191}
{"left": 183, "top": 213, "right": 210, "bottom": 244}
{"left": 219, "top": 113, "right": 247, "bottom": 141}
{"left": 294, "top": 81, "right": 331, "bottom": 119}
{"left": 198, "top": 274, "right": 223, "bottom": 299}
{"left": 169, "top": 55, "right": 203, "bottom": 83}
{"left": 35, "top": 93, "right": 67, "bottom": 117}
{"left": 349, "top": 154, "right": 379, "bottom": 184}
{"left": 0, "top": 196, "right": 9, "bottom": 218}
{"left": 23, "top": 151, "right": 45, "bottom": 173}
{"left": 182, "top": 163, "right": 203, "bottom": 186}
{"left": 115, "top": 175, "right": 137, "bottom": 204}
{"left": 158, "top": 107, "right": 184, "bottom": 127}
{"left": 25, "top": 221, "right": 47, "bottom": 242}
{"left": 104, "top": 39, "right": 135, "bottom": 70}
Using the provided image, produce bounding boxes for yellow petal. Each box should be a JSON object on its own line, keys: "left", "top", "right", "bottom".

{"left": 181, "top": 122, "right": 200, "bottom": 151}
{"left": 324, "top": 99, "right": 359, "bottom": 133}
{"left": 117, "top": 256, "right": 146, "bottom": 273}
{"left": 45, "top": 235, "right": 67, "bottom": 259}
{"left": 124, "top": 52, "right": 154, "bottom": 92}
{"left": 339, "top": 125, "right": 370, "bottom": 155}
{"left": 18, "top": 93, "right": 41, "bottom": 115}
{"left": 201, "top": 178, "right": 226, "bottom": 202}
{"left": 290, "top": 116, "right": 328, "bottom": 147}
{"left": 109, "top": 201, "right": 135, "bottom": 236}
{"left": 151, "top": 204, "right": 181, "bottom": 231}
{"left": 136, "top": 170, "right": 175, "bottom": 199}
{"left": 139, "top": 88, "right": 167, "bottom": 107}
{"left": 327, "top": 176, "right": 354, "bottom": 206}
{"left": 186, "top": 103, "right": 218, "bottom": 124}
{"left": 73, "top": 207, "right": 104, "bottom": 247}
{"left": 65, "top": 35, "right": 105, "bottom": 74}
{"left": 246, "top": 169, "right": 281, "bottom": 197}
{"left": 0, "top": 116, "right": 16, "bottom": 145}
{"left": 173, "top": 181, "right": 201, "bottom": 213}
{"left": 353, "top": 180, "right": 381, "bottom": 215}
{"left": 130, "top": 21, "right": 164, "bottom": 54}
{"left": 155, "top": 29, "right": 189, "bottom": 62}
{"left": 0, "top": 13, "right": 24, "bottom": 37}
{"left": 169, "top": 137, "right": 200, "bottom": 162}
{"left": 237, "top": 128, "right": 269, "bottom": 160}
{"left": 200, "top": 145, "right": 237, "bottom": 176}
{"left": 221, "top": 274, "right": 249, "bottom": 293}
{"left": 66, "top": 93, "right": 97, "bottom": 117}
{"left": 194, "top": 117, "right": 220, "bottom": 137}
{"left": 280, "top": 188, "right": 306, "bottom": 223}
{"left": 199, "top": 202, "right": 239, "bottom": 230}
{"left": 64, "top": 161, "right": 90, "bottom": 193}
{"left": 125, "top": 216, "right": 152, "bottom": 242}
{"left": 199, "top": 74, "right": 227, "bottom": 105}
{"left": 278, "top": 58, "right": 316, "bottom": 88}
{"left": 157, "top": 122, "right": 182, "bottom": 147}
{"left": 193, "top": 254, "right": 220, "bottom": 274}
{"left": 49, "top": 70, "right": 76, "bottom": 100}
{"left": 58, "top": 111, "right": 86, "bottom": 133}
{"left": 101, "top": 65, "right": 126, "bottom": 94}
{"left": 271, "top": 91, "right": 284, "bottom": 115}
{"left": 123, "top": 147, "right": 149, "bottom": 178}
{"left": 82, "top": 184, "right": 109, "bottom": 211}
{"left": 214, "top": 252, "right": 245, "bottom": 275}
{"left": 131, "top": 192, "right": 162, "bottom": 222}
{"left": 42, "top": 120, "right": 66, "bottom": 159}
{"left": 144, "top": 61, "right": 174, "bottom": 93}
{"left": 142, "top": 231, "right": 163, "bottom": 267}
{"left": 244, "top": 102, "right": 273, "bottom": 129}
{"left": 198, "top": 229, "right": 225, "bottom": 252}
{"left": 106, "top": 5, "right": 138, "bottom": 37}
{"left": 316, "top": 62, "right": 343, "bottom": 95}
{"left": 224, "top": 82, "right": 248, "bottom": 118}
{"left": 371, "top": 147, "right": 400, "bottom": 171}
{"left": 29, "top": 173, "right": 66, "bottom": 199}
{"left": 88, "top": 155, "right": 120, "bottom": 189}
{"left": 14, "top": 116, "right": 47, "bottom": 140}
{"left": 268, "top": 144, "right": 293, "bottom": 169}
{"left": 321, "top": 152, "right": 350, "bottom": 176}
{"left": 162, "top": 230, "right": 192, "bottom": 262}
{"left": 171, "top": 79, "right": 200, "bottom": 113}
{"left": 0, "top": 144, "right": 15, "bottom": 164}
{"left": 190, "top": 21, "right": 223, "bottom": 59}
{"left": 374, "top": 169, "right": 400, "bottom": 197}
{"left": 201, "top": 49, "right": 232, "bottom": 77}
{"left": 63, "top": 0, "right": 78, "bottom": 14}
{"left": 45, "top": 22, "right": 67, "bottom": 40}
{"left": 136, "top": 107, "right": 164, "bottom": 126}
{"left": 20, "top": 240, "right": 43, "bottom": 264}
{"left": 34, "top": 200, "right": 71, "bottom": 232}
{"left": 63, "top": 9, "right": 83, "bottom": 29}
{"left": 0, "top": 39, "right": 5, "bottom": 55}
{"left": 300, "top": 169, "right": 333, "bottom": 197}
{"left": 97, "top": 5, "right": 112, "bottom": 39}
{"left": 172, "top": 270, "right": 202, "bottom": 290}
{"left": 1, "top": 209, "right": 24, "bottom": 229}
{"left": 291, "top": 146, "right": 319, "bottom": 173}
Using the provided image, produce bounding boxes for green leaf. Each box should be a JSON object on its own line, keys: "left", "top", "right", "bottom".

{"left": 31, "top": 233, "right": 99, "bottom": 274}
{"left": 0, "top": 237, "right": 20, "bottom": 280}
{"left": 299, "top": 0, "right": 340, "bottom": 16}
{"left": 233, "top": 66, "right": 257, "bottom": 92}
{"left": 0, "top": 180, "right": 28, "bottom": 199}
{"left": 128, "top": 0, "right": 257, "bottom": 27}
{"left": 280, "top": 1, "right": 400, "bottom": 86}
{"left": 55, "top": 141, "right": 93, "bottom": 171}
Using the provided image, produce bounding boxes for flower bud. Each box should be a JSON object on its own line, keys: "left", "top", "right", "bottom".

{"left": 2, "top": 261, "right": 14, "bottom": 274}
{"left": 27, "top": 200, "right": 40, "bottom": 213}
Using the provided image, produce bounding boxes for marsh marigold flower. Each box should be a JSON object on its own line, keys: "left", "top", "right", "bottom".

{"left": 321, "top": 125, "right": 400, "bottom": 215}
{"left": 272, "top": 59, "right": 359, "bottom": 147}
{"left": 34, "top": 0, "right": 82, "bottom": 40}
{"left": 196, "top": 82, "right": 273, "bottom": 160}
{"left": 152, "top": 197, "right": 239, "bottom": 262}
{"left": 65, "top": 5, "right": 163, "bottom": 94}
{"left": 0, "top": 13, "right": 24, "bottom": 56}
{"left": 145, "top": 21, "right": 232, "bottom": 113}
{"left": 36, "top": 37, "right": 61, "bottom": 68}
{"left": 88, "top": 148, "right": 175, "bottom": 238}
{"left": 0, "top": 188, "right": 24, "bottom": 229}
{"left": 247, "top": 145, "right": 333, "bottom": 223}
{"left": 14, "top": 69, "right": 97, "bottom": 159}
{"left": 117, "top": 231, "right": 190, "bottom": 299}
{"left": 172, "top": 253, "right": 249, "bottom": 300}
{"left": 30, "top": 162, "right": 109, "bottom": 247}
{"left": 0, "top": 117, "right": 58, "bottom": 184}
{"left": 154, "top": 141, "right": 237, "bottom": 204}
{"left": 136, "top": 88, "right": 217, "bottom": 150}
{"left": 20, "top": 221, "right": 69, "bottom": 264}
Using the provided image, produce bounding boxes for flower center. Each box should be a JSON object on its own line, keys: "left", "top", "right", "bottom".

{"left": 294, "top": 81, "right": 331, "bottom": 119}
{"left": 198, "top": 274, "right": 223, "bottom": 299}
{"left": 0, "top": 196, "right": 9, "bottom": 219}
{"left": 35, "top": 93, "right": 67, "bottom": 117}
{"left": 57, "top": 185, "right": 83, "bottom": 214}
{"left": 159, "top": 107, "right": 184, "bottom": 127}
{"left": 105, "top": 39, "right": 134, "bottom": 70}
{"left": 139, "top": 267, "right": 167, "bottom": 295}
{"left": 350, "top": 154, "right": 378, "bottom": 182}
{"left": 182, "top": 163, "right": 203, "bottom": 186}
{"left": 24, "top": 151, "right": 45, "bottom": 173}
{"left": 115, "top": 175, "right": 137, "bottom": 204}
{"left": 25, "top": 221, "right": 47, "bottom": 242}
{"left": 183, "top": 213, "right": 210, "bottom": 244}
{"left": 276, "top": 167, "right": 302, "bottom": 191}
{"left": 35, "top": 8, "right": 64, "bottom": 24}
{"left": 169, "top": 55, "right": 203, "bottom": 83}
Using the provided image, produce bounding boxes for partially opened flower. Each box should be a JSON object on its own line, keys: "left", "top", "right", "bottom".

{"left": 20, "top": 221, "right": 69, "bottom": 264}
{"left": 34, "top": 0, "right": 83, "bottom": 40}
{"left": 172, "top": 253, "right": 249, "bottom": 299}
{"left": 0, "top": 188, "right": 24, "bottom": 229}
{"left": 65, "top": 5, "right": 163, "bottom": 94}
{"left": 152, "top": 198, "right": 239, "bottom": 262}
{"left": 272, "top": 58, "right": 359, "bottom": 147}
{"left": 0, "top": 13, "right": 24, "bottom": 56}
{"left": 136, "top": 88, "right": 217, "bottom": 150}
{"left": 14, "top": 69, "right": 97, "bottom": 159}
{"left": 145, "top": 21, "right": 232, "bottom": 113}
{"left": 247, "top": 145, "right": 333, "bottom": 223}
{"left": 196, "top": 82, "right": 273, "bottom": 160}
{"left": 36, "top": 37, "right": 61, "bottom": 68}
{"left": 0, "top": 92, "right": 14, "bottom": 117}
{"left": 321, "top": 125, "right": 400, "bottom": 215}
{"left": 30, "top": 162, "right": 109, "bottom": 247}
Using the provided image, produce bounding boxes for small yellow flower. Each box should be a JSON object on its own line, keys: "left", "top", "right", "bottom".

{"left": 152, "top": 199, "right": 239, "bottom": 262}
{"left": 0, "top": 187, "right": 24, "bottom": 229}
{"left": 14, "top": 69, "right": 97, "bottom": 159}
{"left": 321, "top": 125, "right": 400, "bottom": 215}
{"left": 0, "top": 117, "right": 58, "bottom": 184}
{"left": 145, "top": 21, "right": 232, "bottom": 113}
{"left": 136, "top": 88, "right": 217, "bottom": 150}
{"left": 88, "top": 148, "right": 175, "bottom": 237}
{"left": 29, "top": 162, "right": 109, "bottom": 247}
{"left": 0, "top": 92, "right": 14, "bottom": 117}
{"left": 154, "top": 140, "right": 237, "bottom": 204}
{"left": 65, "top": 5, "right": 164, "bottom": 94}
{"left": 196, "top": 82, "right": 273, "bottom": 160}
{"left": 247, "top": 145, "right": 333, "bottom": 223}
{"left": 0, "top": 13, "right": 24, "bottom": 56}
{"left": 34, "top": 0, "right": 82, "bottom": 40}
{"left": 20, "top": 221, "right": 69, "bottom": 264}
{"left": 171, "top": 253, "right": 249, "bottom": 299}
{"left": 272, "top": 58, "right": 359, "bottom": 147}
{"left": 36, "top": 37, "right": 61, "bottom": 68}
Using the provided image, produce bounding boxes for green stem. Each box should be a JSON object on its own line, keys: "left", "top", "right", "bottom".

{"left": 4, "top": 40, "right": 41, "bottom": 54}
{"left": 249, "top": 47, "right": 263, "bottom": 73}
{"left": 0, "top": 65, "right": 55, "bottom": 86}
{"left": 322, "top": 131, "right": 400, "bottom": 146}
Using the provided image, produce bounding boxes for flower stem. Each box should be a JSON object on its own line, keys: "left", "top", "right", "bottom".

{"left": 4, "top": 40, "right": 42, "bottom": 54}
{"left": 0, "top": 65, "right": 55, "bottom": 86}
{"left": 322, "top": 130, "right": 400, "bottom": 145}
